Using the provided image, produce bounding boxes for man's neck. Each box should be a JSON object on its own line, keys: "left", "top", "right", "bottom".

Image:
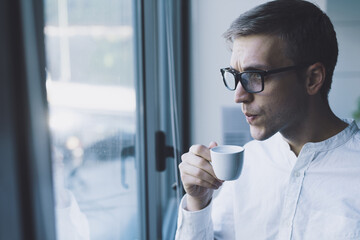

{"left": 280, "top": 102, "right": 348, "bottom": 156}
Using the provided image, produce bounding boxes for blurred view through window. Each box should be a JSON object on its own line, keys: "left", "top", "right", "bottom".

{"left": 44, "top": 0, "right": 138, "bottom": 239}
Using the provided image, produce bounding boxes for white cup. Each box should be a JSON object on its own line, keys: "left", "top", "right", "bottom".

{"left": 210, "top": 145, "right": 244, "bottom": 181}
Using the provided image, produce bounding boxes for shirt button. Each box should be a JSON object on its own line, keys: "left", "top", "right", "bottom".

{"left": 294, "top": 171, "right": 301, "bottom": 177}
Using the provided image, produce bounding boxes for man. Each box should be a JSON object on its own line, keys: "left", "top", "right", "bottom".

{"left": 176, "top": 0, "right": 360, "bottom": 239}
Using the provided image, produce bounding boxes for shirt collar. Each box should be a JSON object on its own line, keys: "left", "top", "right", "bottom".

{"left": 293, "top": 119, "right": 359, "bottom": 153}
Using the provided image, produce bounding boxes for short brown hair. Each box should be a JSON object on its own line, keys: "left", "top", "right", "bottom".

{"left": 223, "top": 0, "right": 338, "bottom": 100}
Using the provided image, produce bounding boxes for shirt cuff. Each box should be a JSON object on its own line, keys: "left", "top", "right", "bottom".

{"left": 177, "top": 194, "right": 213, "bottom": 234}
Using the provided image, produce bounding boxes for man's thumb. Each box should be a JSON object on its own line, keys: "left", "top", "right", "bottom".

{"left": 208, "top": 141, "right": 218, "bottom": 149}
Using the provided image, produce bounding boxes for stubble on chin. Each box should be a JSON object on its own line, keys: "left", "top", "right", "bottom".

{"left": 249, "top": 122, "right": 279, "bottom": 141}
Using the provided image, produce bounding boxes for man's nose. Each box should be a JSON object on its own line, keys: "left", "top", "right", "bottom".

{"left": 234, "top": 82, "right": 253, "bottom": 103}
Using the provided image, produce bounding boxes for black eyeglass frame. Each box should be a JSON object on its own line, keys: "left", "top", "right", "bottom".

{"left": 220, "top": 64, "right": 309, "bottom": 93}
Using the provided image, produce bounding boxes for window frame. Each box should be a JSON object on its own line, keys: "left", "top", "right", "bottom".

{"left": 0, "top": 0, "right": 55, "bottom": 239}
{"left": 0, "top": 0, "right": 189, "bottom": 239}
{"left": 137, "top": 0, "right": 189, "bottom": 239}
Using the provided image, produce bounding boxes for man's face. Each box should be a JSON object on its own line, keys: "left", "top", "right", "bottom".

{"left": 231, "top": 35, "right": 308, "bottom": 140}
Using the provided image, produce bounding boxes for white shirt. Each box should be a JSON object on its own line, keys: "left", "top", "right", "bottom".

{"left": 175, "top": 119, "right": 360, "bottom": 240}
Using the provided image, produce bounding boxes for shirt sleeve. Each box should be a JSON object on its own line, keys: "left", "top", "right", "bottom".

{"left": 175, "top": 182, "right": 236, "bottom": 240}
{"left": 175, "top": 194, "right": 214, "bottom": 240}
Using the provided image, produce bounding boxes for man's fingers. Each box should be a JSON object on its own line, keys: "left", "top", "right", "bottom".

{"left": 181, "top": 151, "right": 214, "bottom": 176}
{"left": 182, "top": 174, "right": 220, "bottom": 190}
{"left": 208, "top": 141, "right": 218, "bottom": 149}
{"left": 179, "top": 161, "right": 222, "bottom": 189}
{"left": 181, "top": 151, "right": 224, "bottom": 181}
{"left": 189, "top": 144, "right": 212, "bottom": 161}
{"left": 180, "top": 153, "right": 223, "bottom": 184}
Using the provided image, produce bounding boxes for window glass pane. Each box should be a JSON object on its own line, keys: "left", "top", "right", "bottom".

{"left": 44, "top": 0, "right": 138, "bottom": 239}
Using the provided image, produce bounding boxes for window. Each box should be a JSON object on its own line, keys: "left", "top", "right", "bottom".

{"left": 0, "top": 0, "right": 188, "bottom": 239}
{"left": 44, "top": 0, "right": 139, "bottom": 239}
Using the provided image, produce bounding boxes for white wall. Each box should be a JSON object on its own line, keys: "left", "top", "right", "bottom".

{"left": 327, "top": 0, "right": 360, "bottom": 120}
{"left": 190, "top": 0, "right": 270, "bottom": 146}
{"left": 189, "top": 0, "right": 360, "bottom": 146}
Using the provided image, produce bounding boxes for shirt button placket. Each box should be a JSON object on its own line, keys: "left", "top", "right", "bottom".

{"left": 278, "top": 169, "right": 306, "bottom": 239}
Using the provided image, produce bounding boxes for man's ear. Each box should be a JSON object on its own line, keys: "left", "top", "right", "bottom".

{"left": 305, "top": 62, "right": 326, "bottom": 96}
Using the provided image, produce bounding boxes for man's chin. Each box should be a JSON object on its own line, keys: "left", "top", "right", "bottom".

{"left": 249, "top": 125, "right": 275, "bottom": 141}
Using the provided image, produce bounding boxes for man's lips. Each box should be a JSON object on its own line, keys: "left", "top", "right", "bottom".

{"left": 244, "top": 113, "right": 258, "bottom": 123}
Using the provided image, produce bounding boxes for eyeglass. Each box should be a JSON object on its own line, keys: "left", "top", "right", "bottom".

{"left": 220, "top": 65, "right": 308, "bottom": 93}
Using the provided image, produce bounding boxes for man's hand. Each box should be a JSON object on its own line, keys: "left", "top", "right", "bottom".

{"left": 179, "top": 141, "right": 223, "bottom": 211}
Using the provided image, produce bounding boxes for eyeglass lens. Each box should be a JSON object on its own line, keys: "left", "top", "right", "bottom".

{"left": 223, "top": 71, "right": 263, "bottom": 92}
{"left": 241, "top": 72, "right": 262, "bottom": 92}
{"left": 224, "top": 71, "right": 236, "bottom": 90}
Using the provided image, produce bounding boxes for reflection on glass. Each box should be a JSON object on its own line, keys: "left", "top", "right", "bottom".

{"left": 44, "top": 0, "right": 138, "bottom": 239}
